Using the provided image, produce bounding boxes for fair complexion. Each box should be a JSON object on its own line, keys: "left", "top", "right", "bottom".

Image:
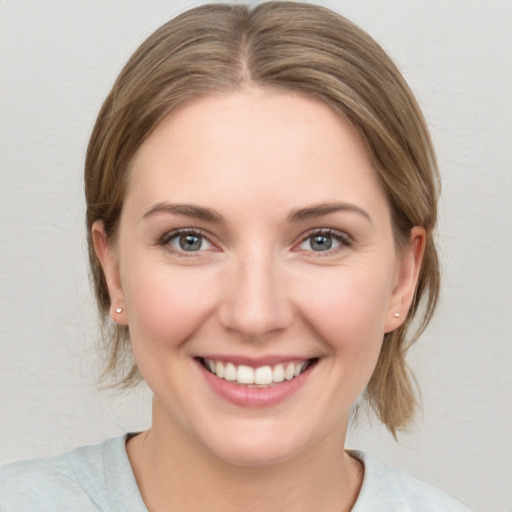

{"left": 93, "top": 89, "right": 425, "bottom": 512}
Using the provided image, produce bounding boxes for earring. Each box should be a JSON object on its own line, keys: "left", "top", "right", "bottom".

{"left": 115, "top": 307, "right": 123, "bottom": 314}
{"left": 393, "top": 312, "right": 401, "bottom": 318}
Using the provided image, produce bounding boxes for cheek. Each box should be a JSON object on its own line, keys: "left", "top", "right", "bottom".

{"left": 296, "top": 265, "right": 393, "bottom": 353}
{"left": 123, "top": 263, "right": 218, "bottom": 350}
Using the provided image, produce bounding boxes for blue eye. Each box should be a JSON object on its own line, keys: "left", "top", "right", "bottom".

{"left": 298, "top": 230, "right": 349, "bottom": 252}
{"left": 164, "top": 230, "right": 213, "bottom": 253}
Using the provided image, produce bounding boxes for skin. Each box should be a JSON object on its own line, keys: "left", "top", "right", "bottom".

{"left": 93, "top": 88, "right": 425, "bottom": 512}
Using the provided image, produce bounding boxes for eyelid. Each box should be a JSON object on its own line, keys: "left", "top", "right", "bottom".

{"left": 294, "top": 228, "right": 353, "bottom": 252}
{"left": 158, "top": 227, "right": 219, "bottom": 255}
{"left": 157, "top": 227, "right": 353, "bottom": 256}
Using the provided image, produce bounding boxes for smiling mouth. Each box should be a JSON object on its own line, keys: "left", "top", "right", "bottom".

{"left": 198, "top": 357, "right": 318, "bottom": 387}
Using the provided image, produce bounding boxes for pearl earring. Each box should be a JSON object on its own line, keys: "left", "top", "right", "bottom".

{"left": 115, "top": 307, "right": 123, "bottom": 314}
{"left": 393, "top": 312, "right": 401, "bottom": 318}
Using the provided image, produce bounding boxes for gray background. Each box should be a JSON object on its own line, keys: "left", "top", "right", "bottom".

{"left": 1, "top": 1, "right": 511, "bottom": 511}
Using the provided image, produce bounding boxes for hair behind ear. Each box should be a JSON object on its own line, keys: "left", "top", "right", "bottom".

{"left": 365, "top": 329, "right": 419, "bottom": 439}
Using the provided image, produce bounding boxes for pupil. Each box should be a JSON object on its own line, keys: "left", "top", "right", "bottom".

{"left": 312, "top": 234, "right": 332, "bottom": 251}
{"left": 179, "top": 234, "right": 201, "bottom": 251}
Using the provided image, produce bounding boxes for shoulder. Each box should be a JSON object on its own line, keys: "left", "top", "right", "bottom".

{"left": 349, "top": 450, "right": 472, "bottom": 512}
{"left": 0, "top": 435, "right": 145, "bottom": 512}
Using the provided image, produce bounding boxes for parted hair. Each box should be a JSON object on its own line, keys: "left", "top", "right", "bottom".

{"left": 85, "top": 1, "right": 440, "bottom": 437}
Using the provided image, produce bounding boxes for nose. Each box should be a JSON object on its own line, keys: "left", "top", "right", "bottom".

{"left": 218, "top": 247, "right": 294, "bottom": 342}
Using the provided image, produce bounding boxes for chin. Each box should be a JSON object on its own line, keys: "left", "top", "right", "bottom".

{"left": 194, "top": 417, "right": 318, "bottom": 468}
{"left": 208, "top": 438, "right": 302, "bottom": 468}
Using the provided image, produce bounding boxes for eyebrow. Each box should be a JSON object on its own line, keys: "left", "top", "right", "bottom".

{"left": 142, "top": 201, "right": 372, "bottom": 224}
{"left": 143, "top": 202, "right": 224, "bottom": 222}
{"left": 287, "top": 202, "right": 372, "bottom": 224}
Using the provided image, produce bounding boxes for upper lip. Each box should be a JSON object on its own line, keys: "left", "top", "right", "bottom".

{"left": 195, "top": 355, "right": 317, "bottom": 368}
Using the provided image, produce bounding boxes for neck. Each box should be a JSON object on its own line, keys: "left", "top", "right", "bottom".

{"left": 127, "top": 401, "right": 363, "bottom": 512}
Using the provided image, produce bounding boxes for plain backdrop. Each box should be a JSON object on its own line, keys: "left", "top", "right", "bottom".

{"left": 1, "top": 1, "right": 511, "bottom": 511}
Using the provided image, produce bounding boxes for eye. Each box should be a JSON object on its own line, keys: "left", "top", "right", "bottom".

{"left": 161, "top": 229, "right": 213, "bottom": 253}
{"left": 297, "top": 229, "right": 351, "bottom": 252}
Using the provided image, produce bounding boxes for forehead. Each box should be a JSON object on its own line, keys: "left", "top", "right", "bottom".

{"left": 125, "top": 89, "right": 387, "bottom": 218}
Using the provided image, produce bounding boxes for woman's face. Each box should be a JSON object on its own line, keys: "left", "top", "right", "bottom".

{"left": 94, "top": 89, "right": 423, "bottom": 466}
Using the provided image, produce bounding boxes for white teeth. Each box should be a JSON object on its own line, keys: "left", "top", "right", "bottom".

{"left": 284, "top": 362, "right": 295, "bottom": 380}
{"left": 294, "top": 362, "right": 305, "bottom": 377}
{"left": 224, "top": 363, "right": 237, "bottom": 381}
{"left": 204, "top": 358, "right": 312, "bottom": 386}
{"left": 215, "top": 361, "right": 225, "bottom": 378}
{"left": 272, "top": 364, "right": 285, "bottom": 383}
{"left": 237, "top": 365, "right": 254, "bottom": 384}
{"left": 254, "top": 366, "right": 273, "bottom": 385}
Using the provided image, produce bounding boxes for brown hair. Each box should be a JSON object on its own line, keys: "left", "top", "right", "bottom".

{"left": 85, "top": 1, "right": 440, "bottom": 437}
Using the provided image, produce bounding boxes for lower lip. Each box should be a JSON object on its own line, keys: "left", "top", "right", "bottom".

{"left": 197, "top": 360, "right": 314, "bottom": 408}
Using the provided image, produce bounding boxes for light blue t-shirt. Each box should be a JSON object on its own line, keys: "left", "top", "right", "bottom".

{"left": 0, "top": 435, "right": 471, "bottom": 511}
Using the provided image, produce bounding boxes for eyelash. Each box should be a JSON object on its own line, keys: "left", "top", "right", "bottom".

{"left": 157, "top": 227, "right": 353, "bottom": 256}
{"left": 295, "top": 228, "right": 353, "bottom": 254}
{"left": 158, "top": 228, "right": 216, "bottom": 257}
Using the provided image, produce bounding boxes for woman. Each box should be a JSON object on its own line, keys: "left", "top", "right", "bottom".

{"left": 1, "top": 2, "right": 471, "bottom": 510}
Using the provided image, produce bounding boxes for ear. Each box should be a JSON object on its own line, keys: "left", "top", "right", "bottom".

{"left": 384, "top": 226, "right": 426, "bottom": 333}
{"left": 92, "top": 221, "right": 127, "bottom": 325}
